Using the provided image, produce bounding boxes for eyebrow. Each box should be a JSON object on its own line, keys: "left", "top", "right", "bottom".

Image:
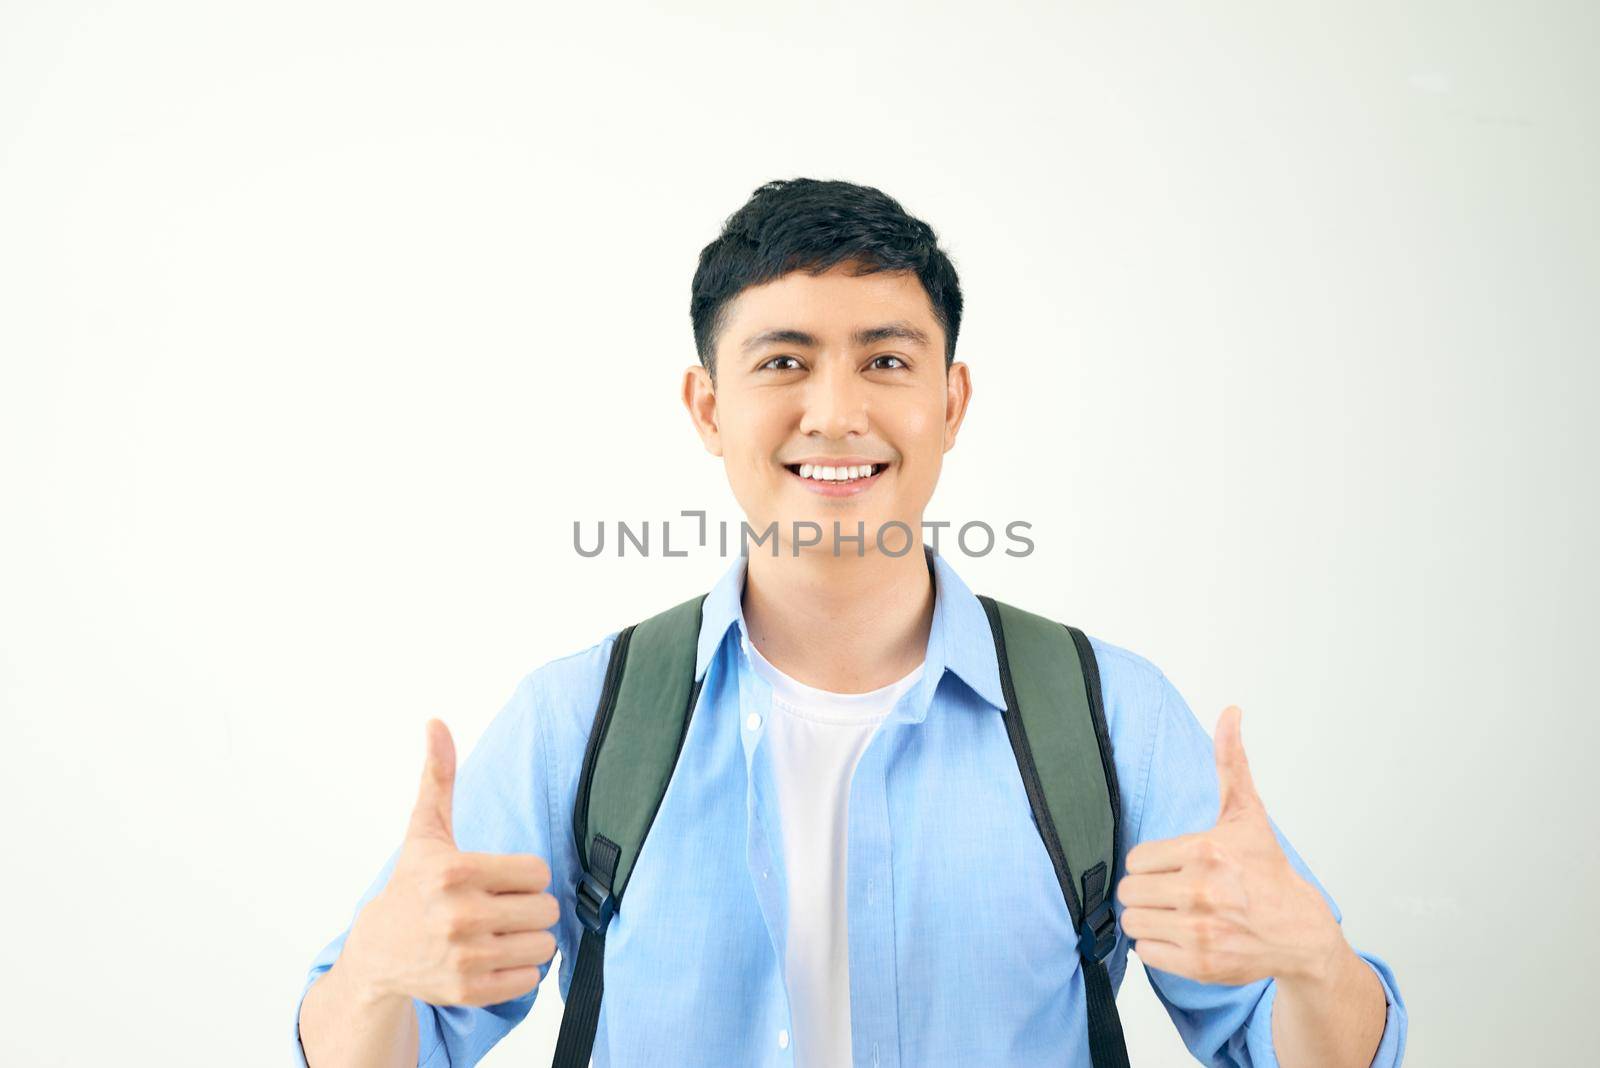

{"left": 740, "top": 320, "right": 932, "bottom": 355}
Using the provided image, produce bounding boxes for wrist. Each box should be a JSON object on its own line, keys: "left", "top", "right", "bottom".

{"left": 328, "top": 946, "right": 406, "bottom": 1014}
{"left": 1276, "top": 885, "right": 1350, "bottom": 989}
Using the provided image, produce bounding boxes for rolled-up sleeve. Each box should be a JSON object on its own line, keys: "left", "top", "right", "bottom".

{"left": 1125, "top": 671, "right": 1409, "bottom": 1067}
{"left": 291, "top": 670, "right": 561, "bottom": 1067}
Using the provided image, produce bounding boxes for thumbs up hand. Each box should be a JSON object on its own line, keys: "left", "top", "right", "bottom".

{"left": 338, "top": 719, "right": 560, "bottom": 1008}
{"left": 1116, "top": 707, "right": 1344, "bottom": 987}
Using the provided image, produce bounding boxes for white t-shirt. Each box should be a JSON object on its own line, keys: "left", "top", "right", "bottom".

{"left": 744, "top": 637, "right": 926, "bottom": 1068}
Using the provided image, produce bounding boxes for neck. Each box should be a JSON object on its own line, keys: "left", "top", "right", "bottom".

{"left": 740, "top": 530, "right": 935, "bottom": 694}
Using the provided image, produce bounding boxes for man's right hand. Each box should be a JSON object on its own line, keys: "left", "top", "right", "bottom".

{"left": 338, "top": 718, "right": 560, "bottom": 1008}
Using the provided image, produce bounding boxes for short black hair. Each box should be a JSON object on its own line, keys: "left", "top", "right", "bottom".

{"left": 690, "top": 177, "right": 963, "bottom": 380}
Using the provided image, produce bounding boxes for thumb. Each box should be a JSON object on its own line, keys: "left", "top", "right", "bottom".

{"left": 1213, "top": 705, "right": 1264, "bottom": 823}
{"left": 406, "top": 718, "right": 457, "bottom": 846}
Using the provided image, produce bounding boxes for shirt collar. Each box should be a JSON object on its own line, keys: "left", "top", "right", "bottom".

{"left": 692, "top": 543, "right": 1007, "bottom": 717}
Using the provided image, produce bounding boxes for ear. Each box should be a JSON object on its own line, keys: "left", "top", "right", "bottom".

{"left": 943, "top": 360, "right": 973, "bottom": 453}
{"left": 682, "top": 364, "right": 723, "bottom": 457}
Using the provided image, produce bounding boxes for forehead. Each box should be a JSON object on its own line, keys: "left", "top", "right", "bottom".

{"left": 720, "top": 263, "right": 939, "bottom": 353}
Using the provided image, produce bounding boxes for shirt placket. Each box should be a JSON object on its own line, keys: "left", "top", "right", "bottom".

{"left": 735, "top": 631, "right": 798, "bottom": 1061}
{"left": 844, "top": 727, "right": 901, "bottom": 1068}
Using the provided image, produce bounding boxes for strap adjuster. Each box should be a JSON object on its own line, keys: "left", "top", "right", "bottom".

{"left": 575, "top": 872, "right": 616, "bottom": 934}
{"left": 1077, "top": 898, "right": 1117, "bottom": 962}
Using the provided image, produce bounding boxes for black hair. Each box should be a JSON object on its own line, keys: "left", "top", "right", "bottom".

{"left": 690, "top": 177, "right": 963, "bottom": 380}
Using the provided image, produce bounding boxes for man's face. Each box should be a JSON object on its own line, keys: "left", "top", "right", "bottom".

{"left": 683, "top": 260, "right": 972, "bottom": 558}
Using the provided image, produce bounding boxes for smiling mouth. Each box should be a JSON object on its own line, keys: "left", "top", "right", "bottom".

{"left": 783, "top": 462, "right": 889, "bottom": 485}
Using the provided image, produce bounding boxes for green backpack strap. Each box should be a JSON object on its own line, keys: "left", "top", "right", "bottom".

{"left": 978, "top": 594, "right": 1129, "bottom": 1068}
{"left": 552, "top": 592, "right": 707, "bottom": 1068}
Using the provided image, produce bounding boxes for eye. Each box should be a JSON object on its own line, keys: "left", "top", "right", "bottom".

{"left": 760, "top": 355, "right": 802, "bottom": 371}
{"left": 869, "top": 354, "right": 907, "bottom": 370}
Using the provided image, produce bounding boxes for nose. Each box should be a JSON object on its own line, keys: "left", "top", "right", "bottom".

{"left": 797, "top": 362, "right": 869, "bottom": 440}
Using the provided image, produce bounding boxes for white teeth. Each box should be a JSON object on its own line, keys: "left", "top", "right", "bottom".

{"left": 792, "top": 463, "right": 882, "bottom": 481}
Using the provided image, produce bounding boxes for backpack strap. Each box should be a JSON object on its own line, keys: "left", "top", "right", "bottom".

{"left": 552, "top": 592, "right": 707, "bottom": 1068}
{"left": 978, "top": 595, "right": 1129, "bottom": 1068}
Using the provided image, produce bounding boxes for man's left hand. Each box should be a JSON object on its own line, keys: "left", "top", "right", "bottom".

{"left": 1116, "top": 706, "right": 1346, "bottom": 986}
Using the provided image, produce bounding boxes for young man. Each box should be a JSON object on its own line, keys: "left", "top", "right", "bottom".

{"left": 294, "top": 178, "right": 1407, "bottom": 1067}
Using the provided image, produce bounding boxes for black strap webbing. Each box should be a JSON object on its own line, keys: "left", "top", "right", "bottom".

{"left": 1084, "top": 957, "right": 1130, "bottom": 1067}
{"left": 552, "top": 835, "right": 620, "bottom": 1068}
{"left": 553, "top": 928, "right": 605, "bottom": 1067}
{"left": 1078, "top": 859, "right": 1128, "bottom": 1067}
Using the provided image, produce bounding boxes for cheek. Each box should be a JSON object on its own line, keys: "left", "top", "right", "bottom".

{"left": 713, "top": 420, "right": 782, "bottom": 501}
{"left": 720, "top": 400, "right": 788, "bottom": 461}
{"left": 888, "top": 406, "right": 947, "bottom": 474}
{"left": 905, "top": 388, "right": 950, "bottom": 436}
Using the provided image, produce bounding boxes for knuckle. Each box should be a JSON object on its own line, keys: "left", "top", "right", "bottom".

{"left": 425, "top": 865, "right": 460, "bottom": 897}
{"left": 454, "top": 943, "right": 490, "bottom": 972}
{"left": 437, "top": 858, "right": 475, "bottom": 890}
{"left": 531, "top": 855, "right": 552, "bottom": 889}
{"left": 441, "top": 908, "right": 477, "bottom": 941}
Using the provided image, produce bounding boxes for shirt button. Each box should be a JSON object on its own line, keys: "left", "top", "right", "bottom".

{"left": 745, "top": 712, "right": 762, "bottom": 732}
{"left": 778, "top": 1029, "right": 790, "bottom": 1049}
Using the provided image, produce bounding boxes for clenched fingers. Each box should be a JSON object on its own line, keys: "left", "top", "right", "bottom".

{"left": 1124, "top": 832, "right": 1218, "bottom": 875}
{"left": 1115, "top": 871, "right": 1188, "bottom": 909}
{"left": 482, "top": 890, "right": 560, "bottom": 934}
{"left": 442, "top": 890, "right": 560, "bottom": 937}
{"left": 465, "top": 964, "right": 547, "bottom": 1007}
{"left": 459, "top": 852, "right": 552, "bottom": 893}
{"left": 475, "top": 929, "right": 559, "bottom": 972}
{"left": 1118, "top": 906, "right": 1190, "bottom": 945}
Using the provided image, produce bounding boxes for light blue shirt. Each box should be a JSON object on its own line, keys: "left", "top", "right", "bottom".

{"left": 293, "top": 545, "right": 1407, "bottom": 1066}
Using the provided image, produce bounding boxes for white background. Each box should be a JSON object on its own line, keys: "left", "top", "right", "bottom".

{"left": 2, "top": 2, "right": 1595, "bottom": 1064}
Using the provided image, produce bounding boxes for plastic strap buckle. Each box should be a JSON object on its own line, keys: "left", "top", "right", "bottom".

{"left": 575, "top": 872, "right": 616, "bottom": 935}
{"left": 1076, "top": 898, "right": 1117, "bottom": 963}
